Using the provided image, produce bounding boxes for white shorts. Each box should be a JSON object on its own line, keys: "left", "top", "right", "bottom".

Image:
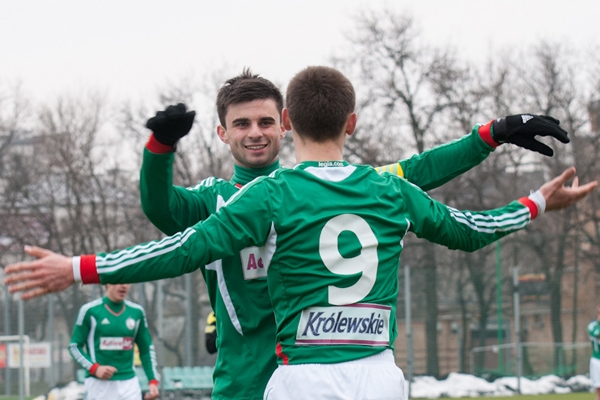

{"left": 84, "top": 376, "right": 141, "bottom": 400}
{"left": 591, "top": 358, "right": 600, "bottom": 388}
{"left": 264, "top": 349, "right": 406, "bottom": 400}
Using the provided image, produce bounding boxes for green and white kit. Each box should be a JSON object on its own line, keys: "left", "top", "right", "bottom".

{"left": 79, "top": 142, "right": 537, "bottom": 369}
{"left": 588, "top": 320, "right": 600, "bottom": 360}
{"left": 69, "top": 296, "right": 158, "bottom": 382}
{"left": 136, "top": 127, "right": 493, "bottom": 399}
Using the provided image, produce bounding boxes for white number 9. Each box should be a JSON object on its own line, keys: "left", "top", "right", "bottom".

{"left": 319, "top": 214, "right": 378, "bottom": 305}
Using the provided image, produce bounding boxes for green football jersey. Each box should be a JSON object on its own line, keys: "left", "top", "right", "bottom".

{"left": 84, "top": 159, "right": 534, "bottom": 367}
{"left": 69, "top": 296, "right": 158, "bottom": 382}
{"left": 588, "top": 320, "right": 600, "bottom": 359}
{"left": 141, "top": 151, "right": 282, "bottom": 400}
{"left": 137, "top": 128, "right": 494, "bottom": 399}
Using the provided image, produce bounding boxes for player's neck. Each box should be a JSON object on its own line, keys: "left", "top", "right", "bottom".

{"left": 231, "top": 159, "right": 280, "bottom": 185}
{"left": 294, "top": 135, "right": 344, "bottom": 162}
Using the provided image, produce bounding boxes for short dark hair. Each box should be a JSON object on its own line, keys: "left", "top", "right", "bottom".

{"left": 216, "top": 68, "right": 284, "bottom": 128}
{"left": 285, "top": 66, "right": 355, "bottom": 142}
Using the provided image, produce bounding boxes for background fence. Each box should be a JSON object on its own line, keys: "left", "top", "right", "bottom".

{"left": 470, "top": 342, "right": 590, "bottom": 379}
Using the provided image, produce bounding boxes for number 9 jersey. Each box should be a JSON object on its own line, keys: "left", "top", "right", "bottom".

{"left": 85, "top": 160, "right": 538, "bottom": 366}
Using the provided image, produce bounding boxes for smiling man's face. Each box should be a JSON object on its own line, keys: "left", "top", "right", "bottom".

{"left": 217, "top": 98, "right": 286, "bottom": 169}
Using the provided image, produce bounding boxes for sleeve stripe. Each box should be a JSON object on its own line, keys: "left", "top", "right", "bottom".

{"left": 96, "top": 228, "right": 197, "bottom": 274}
{"left": 448, "top": 205, "right": 531, "bottom": 233}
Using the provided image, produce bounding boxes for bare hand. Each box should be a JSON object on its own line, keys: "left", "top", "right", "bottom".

{"left": 145, "top": 382, "right": 160, "bottom": 400}
{"left": 540, "top": 167, "right": 598, "bottom": 211}
{"left": 95, "top": 365, "right": 117, "bottom": 380}
{"left": 3, "top": 246, "right": 74, "bottom": 300}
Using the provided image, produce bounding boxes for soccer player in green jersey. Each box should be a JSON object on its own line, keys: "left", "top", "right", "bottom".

{"left": 588, "top": 306, "right": 600, "bottom": 399}
{"left": 69, "top": 283, "right": 159, "bottom": 400}
{"left": 4, "top": 66, "right": 596, "bottom": 399}
{"left": 139, "top": 69, "right": 569, "bottom": 399}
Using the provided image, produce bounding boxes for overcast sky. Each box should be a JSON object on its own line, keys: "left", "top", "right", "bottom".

{"left": 2, "top": 0, "right": 599, "bottom": 104}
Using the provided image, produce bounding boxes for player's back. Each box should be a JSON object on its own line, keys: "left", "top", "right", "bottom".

{"left": 262, "top": 161, "right": 411, "bottom": 365}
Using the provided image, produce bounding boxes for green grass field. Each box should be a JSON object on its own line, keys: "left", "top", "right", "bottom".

{"left": 0, "top": 392, "right": 593, "bottom": 400}
{"left": 412, "top": 394, "right": 593, "bottom": 400}
{"left": 0, "top": 397, "right": 37, "bottom": 400}
{"left": 479, "top": 394, "right": 592, "bottom": 400}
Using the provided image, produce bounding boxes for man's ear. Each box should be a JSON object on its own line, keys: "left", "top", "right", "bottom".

{"left": 216, "top": 125, "right": 229, "bottom": 144}
{"left": 346, "top": 113, "right": 357, "bottom": 136}
{"left": 282, "top": 108, "right": 292, "bottom": 131}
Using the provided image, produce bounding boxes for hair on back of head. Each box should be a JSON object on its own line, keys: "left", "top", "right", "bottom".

{"left": 285, "top": 66, "right": 355, "bottom": 142}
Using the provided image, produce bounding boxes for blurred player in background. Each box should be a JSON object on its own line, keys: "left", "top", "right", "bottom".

{"left": 69, "top": 283, "right": 159, "bottom": 400}
{"left": 588, "top": 306, "right": 600, "bottom": 400}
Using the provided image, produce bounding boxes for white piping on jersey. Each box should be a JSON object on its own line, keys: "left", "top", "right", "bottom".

{"left": 68, "top": 342, "right": 93, "bottom": 370}
{"left": 206, "top": 259, "right": 243, "bottom": 335}
{"left": 448, "top": 206, "right": 530, "bottom": 233}
{"left": 87, "top": 316, "right": 97, "bottom": 362}
{"left": 97, "top": 228, "right": 197, "bottom": 274}
{"left": 303, "top": 166, "right": 356, "bottom": 182}
{"left": 186, "top": 176, "right": 226, "bottom": 191}
{"left": 148, "top": 344, "right": 159, "bottom": 378}
{"left": 134, "top": 319, "right": 140, "bottom": 337}
{"left": 121, "top": 301, "right": 159, "bottom": 378}
{"left": 206, "top": 195, "right": 244, "bottom": 335}
{"left": 76, "top": 298, "right": 103, "bottom": 325}
{"left": 71, "top": 299, "right": 102, "bottom": 370}
{"left": 262, "top": 224, "right": 277, "bottom": 270}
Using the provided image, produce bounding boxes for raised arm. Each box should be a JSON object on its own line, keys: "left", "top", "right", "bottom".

{"left": 376, "top": 114, "right": 570, "bottom": 191}
{"left": 141, "top": 104, "right": 212, "bottom": 235}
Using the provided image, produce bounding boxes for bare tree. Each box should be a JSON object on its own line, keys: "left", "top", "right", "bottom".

{"left": 508, "top": 42, "right": 595, "bottom": 371}
{"left": 335, "top": 7, "right": 477, "bottom": 376}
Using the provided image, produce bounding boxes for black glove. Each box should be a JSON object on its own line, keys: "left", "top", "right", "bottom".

{"left": 146, "top": 103, "right": 196, "bottom": 146}
{"left": 491, "top": 114, "right": 570, "bottom": 157}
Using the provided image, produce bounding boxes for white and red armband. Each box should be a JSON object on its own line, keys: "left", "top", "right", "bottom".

{"left": 72, "top": 255, "right": 100, "bottom": 284}
{"left": 518, "top": 190, "right": 546, "bottom": 220}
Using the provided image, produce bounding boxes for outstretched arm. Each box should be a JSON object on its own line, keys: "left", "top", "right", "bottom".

{"left": 377, "top": 114, "right": 570, "bottom": 191}
{"left": 4, "top": 168, "right": 595, "bottom": 300}
{"left": 4, "top": 182, "right": 274, "bottom": 299}
{"left": 403, "top": 167, "right": 595, "bottom": 251}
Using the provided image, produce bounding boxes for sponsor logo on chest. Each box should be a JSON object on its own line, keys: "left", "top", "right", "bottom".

{"left": 296, "top": 304, "right": 390, "bottom": 346}
{"left": 240, "top": 246, "right": 268, "bottom": 280}
{"left": 100, "top": 337, "right": 134, "bottom": 350}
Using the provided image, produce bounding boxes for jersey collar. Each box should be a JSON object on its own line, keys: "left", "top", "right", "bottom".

{"left": 231, "top": 159, "right": 281, "bottom": 187}
{"left": 296, "top": 160, "right": 349, "bottom": 169}
{"left": 103, "top": 296, "right": 125, "bottom": 315}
